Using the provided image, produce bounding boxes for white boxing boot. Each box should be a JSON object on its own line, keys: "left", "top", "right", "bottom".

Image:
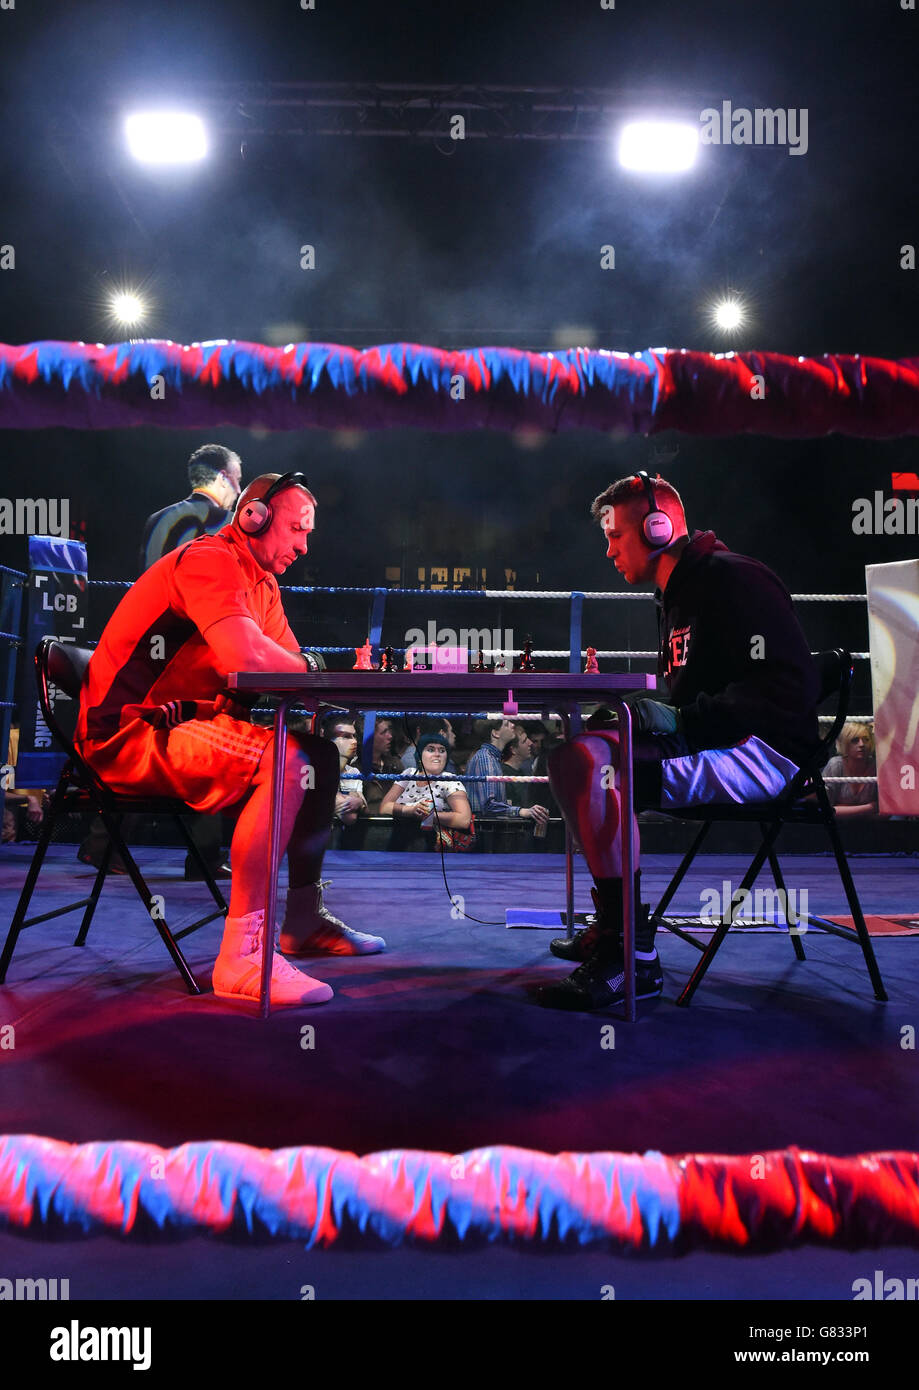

{"left": 213, "top": 909, "right": 333, "bottom": 1005}
{"left": 279, "top": 881, "right": 385, "bottom": 956}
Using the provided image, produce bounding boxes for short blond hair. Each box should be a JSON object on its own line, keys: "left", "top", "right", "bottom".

{"left": 836, "top": 721, "right": 875, "bottom": 757}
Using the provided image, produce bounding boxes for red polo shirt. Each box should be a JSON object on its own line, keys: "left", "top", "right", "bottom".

{"left": 73, "top": 527, "right": 302, "bottom": 812}
{"left": 78, "top": 526, "right": 300, "bottom": 743}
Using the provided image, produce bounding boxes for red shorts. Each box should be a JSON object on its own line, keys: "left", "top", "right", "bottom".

{"left": 77, "top": 714, "right": 273, "bottom": 813}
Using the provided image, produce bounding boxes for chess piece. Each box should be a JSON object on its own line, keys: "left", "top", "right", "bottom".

{"left": 353, "top": 639, "right": 373, "bottom": 671}
{"left": 584, "top": 646, "right": 599, "bottom": 674}
{"left": 519, "top": 635, "right": 535, "bottom": 672}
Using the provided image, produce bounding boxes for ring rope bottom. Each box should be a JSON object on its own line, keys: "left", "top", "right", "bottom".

{"left": 1, "top": 1137, "right": 917, "bottom": 1251}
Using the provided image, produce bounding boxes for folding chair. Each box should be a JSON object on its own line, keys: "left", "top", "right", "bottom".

{"left": 0, "top": 637, "right": 228, "bottom": 994}
{"left": 650, "top": 649, "right": 888, "bottom": 1006}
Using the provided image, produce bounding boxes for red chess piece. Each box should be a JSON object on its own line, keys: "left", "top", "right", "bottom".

{"left": 353, "top": 639, "right": 373, "bottom": 671}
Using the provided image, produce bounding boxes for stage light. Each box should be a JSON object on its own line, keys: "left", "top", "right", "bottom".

{"left": 125, "top": 111, "right": 207, "bottom": 164}
{"left": 110, "top": 291, "right": 146, "bottom": 326}
{"left": 618, "top": 121, "right": 698, "bottom": 173}
{"left": 710, "top": 297, "right": 745, "bottom": 333}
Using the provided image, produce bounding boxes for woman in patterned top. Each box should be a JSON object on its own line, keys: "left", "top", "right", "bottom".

{"left": 379, "top": 732, "right": 472, "bottom": 831}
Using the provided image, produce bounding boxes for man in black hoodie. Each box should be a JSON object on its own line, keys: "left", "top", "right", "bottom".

{"left": 538, "top": 471, "right": 819, "bottom": 1011}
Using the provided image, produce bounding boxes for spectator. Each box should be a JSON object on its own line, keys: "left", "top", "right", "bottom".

{"left": 320, "top": 712, "right": 367, "bottom": 825}
{"left": 464, "top": 718, "right": 548, "bottom": 826}
{"left": 401, "top": 716, "right": 458, "bottom": 772}
{"left": 396, "top": 717, "right": 423, "bottom": 768}
{"left": 502, "top": 732, "right": 534, "bottom": 808}
{"left": 363, "top": 718, "right": 404, "bottom": 815}
{"left": 512, "top": 722, "right": 535, "bottom": 773}
{"left": 823, "top": 721, "right": 879, "bottom": 817}
{"left": 526, "top": 719, "right": 559, "bottom": 817}
{"left": 379, "top": 732, "right": 472, "bottom": 848}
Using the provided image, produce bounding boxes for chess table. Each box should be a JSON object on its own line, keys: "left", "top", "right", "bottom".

{"left": 227, "top": 670, "right": 656, "bottom": 1020}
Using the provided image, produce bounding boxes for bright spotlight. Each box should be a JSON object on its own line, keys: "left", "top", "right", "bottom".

{"left": 110, "top": 291, "right": 146, "bottom": 326}
{"left": 618, "top": 121, "right": 698, "bottom": 173}
{"left": 125, "top": 111, "right": 207, "bottom": 164}
{"left": 710, "top": 298, "right": 745, "bottom": 332}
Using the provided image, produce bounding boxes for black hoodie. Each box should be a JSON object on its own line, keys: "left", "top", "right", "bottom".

{"left": 657, "top": 531, "right": 819, "bottom": 763}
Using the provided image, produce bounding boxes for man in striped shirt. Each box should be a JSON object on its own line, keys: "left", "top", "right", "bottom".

{"left": 464, "top": 719, "right": 549, "bottom": 826}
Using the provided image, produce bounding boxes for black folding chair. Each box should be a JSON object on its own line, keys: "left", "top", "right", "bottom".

{"left": 0, "top": 638, "right": 228, "bottom": 994}
{"left": 649, "top": 650, "right": 888, "bottom": 1006}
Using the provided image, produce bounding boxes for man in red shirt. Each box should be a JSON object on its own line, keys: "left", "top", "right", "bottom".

{"left": 76, "top": 472, "right": 384, "bottom": 1007}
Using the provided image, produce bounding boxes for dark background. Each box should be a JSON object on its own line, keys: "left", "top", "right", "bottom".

{"left": 0, "top": 0, "right": 916, "bottom": 674}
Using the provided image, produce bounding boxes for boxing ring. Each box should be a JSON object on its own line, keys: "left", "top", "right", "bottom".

{"left": 0, "top": 337, "right": 917, "bottom": 1258}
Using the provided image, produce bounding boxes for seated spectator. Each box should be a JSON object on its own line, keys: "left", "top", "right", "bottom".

{"left": 379, "top": 732, "right": 472, "bottom": 848}
{"left": 464, "top": 718, "right": 548, "bottom": 827}
{"left": 396, "top": 717, "right": 423, "bottom": 769}
{"left": 320, "top": 712, "right": 367, "bottom": 824}
{"left": 363, "top": 718, "right": 404, "bottom": 815}
{"left": 823, "top": 721, "right": 879, "bottom": 817}
{"left": 401, "top": 716, "right": 459, "bottom": 772}
{"left": 501, "top": 732, "right": 535, "bottom": 808}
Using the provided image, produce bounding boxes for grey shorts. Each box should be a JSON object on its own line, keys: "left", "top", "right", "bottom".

{"left": 633, "top": 733, "right": 801, "bottom": 810}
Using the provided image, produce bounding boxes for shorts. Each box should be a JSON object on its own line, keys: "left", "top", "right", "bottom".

{"left": 76, "top": 713, "right": 274, "bottom": 814}
{"left": 633, "top": 733, "right": 801, "bottom": 810}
